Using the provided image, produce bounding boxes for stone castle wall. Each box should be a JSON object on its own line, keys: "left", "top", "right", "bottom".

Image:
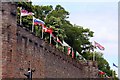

{"left": 0, "top": 2, "right": 98, "bottom": 79}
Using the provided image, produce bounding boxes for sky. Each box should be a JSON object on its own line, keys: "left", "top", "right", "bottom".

{"left": 31, "top": 0, "right": 119, "bottom": 77}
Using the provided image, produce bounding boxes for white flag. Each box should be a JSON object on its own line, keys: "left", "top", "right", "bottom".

{"left": 62, "top": 41, "right": 70, "bottom": 47}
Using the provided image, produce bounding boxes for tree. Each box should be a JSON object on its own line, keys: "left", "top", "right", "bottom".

{"left": 63, "top": 24, "right": 94, "bottom": 54}
{"left": 17, "top": 2, "right": 118, "bottom": 78}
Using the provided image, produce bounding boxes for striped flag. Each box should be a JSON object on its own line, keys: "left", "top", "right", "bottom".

{"left": 67, "top": 47, "right": 71, "bottom": 55}
{"left": 94, "top": 41, "right": 105, "bottom": 50}
{"left": 57, "top": 37, "right": 62, "bottom": 44}
{"left": 62, "top": 41, "right": 70, "bottom": 47}
{"left": 76, "top": 51, "right": 82, "bottom": 59}
{"left": 34, "top": 18, "right": 45, "bottom": 25}
{"left": 20, "top": 7, "right": 34, "bottom": 25}
{"left": 21, "top": 9, "right": 34, "bottom": 16}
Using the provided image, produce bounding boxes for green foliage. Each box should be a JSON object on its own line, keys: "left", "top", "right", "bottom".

{"left": 63, "top": 24, "right": 94, "bottom": 54}
{"left": 83, "top": 51, "right": 118, "bottom": 77}
{"left": 17, "top": 2, "right": 118, "bottom": 78}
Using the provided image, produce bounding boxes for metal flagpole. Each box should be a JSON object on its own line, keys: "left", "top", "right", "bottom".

{"left": 50, "top": 33, "right": 52, "bottom": 44}
{"left": 20, "top": 7, "right": 22, "bottom": 25}
{"left": 93, "top": 52, "right": 95, "bottom": 61}
{"left": 20, "top": 15, "right": 22, "bottom": 25}
{"left": 93, "top": 41, "right": 95, "bottom": 61}
{"left": 112, "top": 70, "right": 114, "bottom": 78}
{"left": 41, "top": 25, "right": 43, "bottom": 39}
{"left": 32, "top": 16, "right": 34, "bottom": 32}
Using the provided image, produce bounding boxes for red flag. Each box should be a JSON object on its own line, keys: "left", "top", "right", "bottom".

{"left": 72, "top": 50, "right": 74, "bottom": 58}
{"left": 98, "top": 71, "right": 105, "bottom": 75}
{"left": 94, "top": 41, "right": 105, "bottom": 50}
{"left": 67, "top": 47, "right": 71, "bottom": 55}
{"left": 21, "top": 9, "right": 28, "bottom": 13}
{"left": 42, "top": 25, "right": 47, "bottom": 32}
{"left": 45, "top": 28, "right": 53, "bottom": 34}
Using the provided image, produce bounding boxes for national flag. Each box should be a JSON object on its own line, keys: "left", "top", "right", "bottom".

{"left": 94, "top": 41, "right": 105, "bottom": 50}
{"left": 44, "top": 27, "right": 53, "bottom": 44}
{"left": 21, "top": 9, "right": 34, "bottom": 16}
{"left": 76, "top": 51, "right": 82, "bottom": 59}
{"left": 57, "top": 37, "right": 62, "bottom": 44}
{"left": 67, "top": 47, "right": 71, "bottom": 55}
{"left": 45, "top": 28, "right": 53, "bottom": 34}
{"left": 34, "top": 18, "right": 45, "bottom": 25}
{"left": 42, "top": 25, "right": 47, "bottom": 32}
{"left": 62, "top": 41, "right": 70, "bottom": 47}
{"left": 20, "top": 8, "right": 34, "bottom": 25}
{"left": 113, "top": 63, "right": 118, "bottom": 68}
{"left": 98, "top": 71, "right": 105, "bottom": 75}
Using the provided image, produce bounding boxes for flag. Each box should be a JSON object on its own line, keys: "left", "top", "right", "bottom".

{"left": 62, "top": 41, "right": 70, "bottom": 47}
{"left": 113, "top": 63, "right": 118, "bottom": 68}
{"left": 76, "top": 51, "right": 82, "bottom": 59}
{"left": 45, "top": 28, "right": 53, "bottom": 34}
{"left": 76, "top": 51, "right": 87, "bottom": 62}
{"left": 94, "top": 41, "right": 105, "bottom": 50}
{"left": 41, "top": 25, "right": 47, "bottom": 39}
{"left": 57, "top": 37, "right": 62, "bottom": 44}
{"left": 21, "top": 9, "right": 34, "bottom": 16}
{"left": 20, "top": 8, "right": 34, "bottom": 25}
{"left": 51, "top": 34, "right": 56, "bottom": 39}
{"left": 44, "top": 28, "right": 53, "bottom": 44}
{"left": 34, "top": 18, "right": 45, "bottom": 25}
{"left": 72, "top": 48, "right": 74, "bottom": 58}
{"left": 42, "top": 25, "right": 48, "bottom": 32}
{"left": 67, "top": 47, "right": 71, "bottom": 55}
{"left": 98, "top": 71, "right": 105, "bottom": 75}
{"left": 32, "top": 16, "right": 35, "bottom": 32}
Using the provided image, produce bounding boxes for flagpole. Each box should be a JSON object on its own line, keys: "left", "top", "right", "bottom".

{"left": 56, "top": 42, "right": 58, "bottom": 48}
{"left": 32, "top": 16, "right": 34, "bottom": 32}
{"left": 20, "top": 7, "right": 22, "bottom": 25}
{"left": 41, "top": 25, "right": 43, "bottom": 39}
{"left": 42, "top": 28, "right": 43, "bottom": 39}
{"left": 20, "top": 15, "right": 22, "bottom": 25}
{"left": 93, "top": 41, "right": 95, "bottom": 61}
{"left": 64, "top": 46, "right": 65, "bottom": 52}
{"left": 50, "top": 33, "right": 52, "bottom": 44}
{"left": 93, "top": 52, "right": 95, "bottom": 61}
{"left": 112, "top": 70, "right": 114, "bottom": 78}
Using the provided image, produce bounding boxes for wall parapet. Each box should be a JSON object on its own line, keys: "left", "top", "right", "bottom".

{"left": 1, "top": 2, "right": 98, "bottom": 78}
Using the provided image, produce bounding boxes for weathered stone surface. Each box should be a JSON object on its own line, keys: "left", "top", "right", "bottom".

{"left": 0, "top": 2, "right": 99, "bottom": 79}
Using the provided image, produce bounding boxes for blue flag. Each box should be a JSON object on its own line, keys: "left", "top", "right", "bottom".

{"left": 113, "top": 63, "right": 118, "bottom": 68}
